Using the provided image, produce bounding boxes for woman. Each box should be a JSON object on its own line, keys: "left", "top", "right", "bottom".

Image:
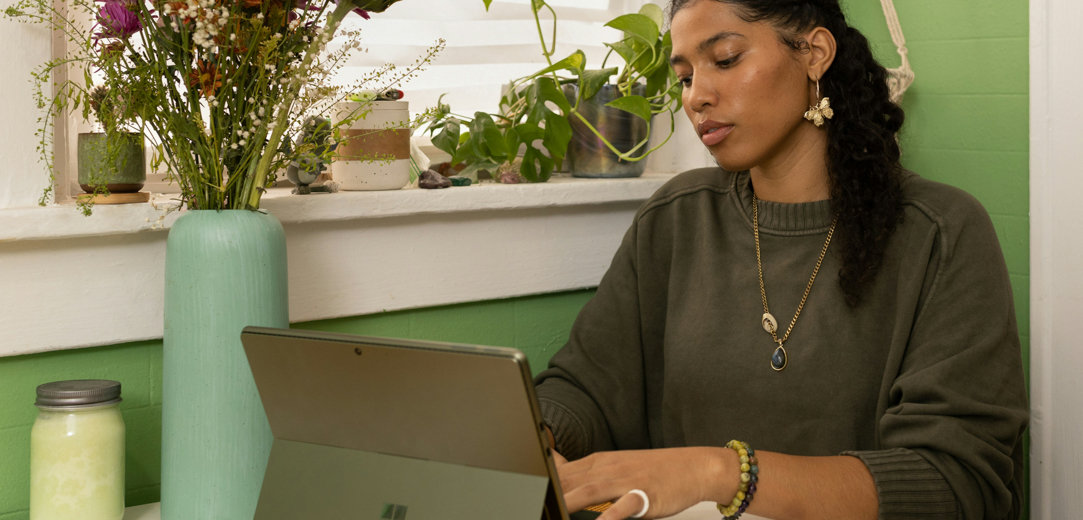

{"left": 534, "top": 1, "right": 1028, "bottom": 519}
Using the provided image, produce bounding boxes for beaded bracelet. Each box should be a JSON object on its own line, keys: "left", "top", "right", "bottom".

{"left": 716, "top": 439, "right": 758, "bottom": 520}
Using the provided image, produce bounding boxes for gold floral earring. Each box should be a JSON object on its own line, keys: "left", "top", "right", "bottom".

{"left": 803, "top": 80, "right": 834, "bottom": 127}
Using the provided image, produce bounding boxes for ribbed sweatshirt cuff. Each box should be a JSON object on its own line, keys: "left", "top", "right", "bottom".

{"left": 539, "top": 397, "right": 592, "bottom": 460}
{"left": 844, "top": 448, "right": 958, "bottom": 519}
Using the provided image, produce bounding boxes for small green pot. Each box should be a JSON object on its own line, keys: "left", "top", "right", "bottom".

{"left": 77, "top": 132, "right": 146, "bottom": 193}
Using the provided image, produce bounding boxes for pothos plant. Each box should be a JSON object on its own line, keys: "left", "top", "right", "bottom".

{"left": 419, "top": 1, "right": 681, "bottom": 182}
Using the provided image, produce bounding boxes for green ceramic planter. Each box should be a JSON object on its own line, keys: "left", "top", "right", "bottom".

{"left": 77, "top": 132, "right": 145, "bottom": 193}
{"left": 162, "top": 209, "right": 288, "bottom": 520}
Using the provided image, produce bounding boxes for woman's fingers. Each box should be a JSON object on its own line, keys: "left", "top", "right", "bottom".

{"left": 562, "top": 476, "right": 624, "bottom": 514}
{"left": 559, "top": 452, "right": 644, "bottom": 515}
{"left": 555, "top": 447, "right": 730, "bottom": 519}
{"left": 552, "top": 449, "right": 568, "bottom": 466}
{"left": 597, "top": 488, "right": 650, "bottom": 520}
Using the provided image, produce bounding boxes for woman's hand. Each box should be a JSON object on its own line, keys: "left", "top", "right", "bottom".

{"left": 554, "top": 447, "right": 734, "bottom": 519}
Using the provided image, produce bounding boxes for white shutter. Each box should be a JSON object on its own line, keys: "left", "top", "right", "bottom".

{"left": 340, "top": 0, "right": 651, "bottom": 124}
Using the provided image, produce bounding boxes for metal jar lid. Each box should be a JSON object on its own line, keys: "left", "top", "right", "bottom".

{"left": 35, "top": 380, "right": 122, "bottom": 407}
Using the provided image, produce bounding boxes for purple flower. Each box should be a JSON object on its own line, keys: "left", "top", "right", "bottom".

{"left": 95, "top": 0, "right": 142, "bottom": 40}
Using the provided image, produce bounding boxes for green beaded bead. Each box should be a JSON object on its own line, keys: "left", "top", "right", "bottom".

{"left": 720, "top": 440, "right": 757, "bottom": 520}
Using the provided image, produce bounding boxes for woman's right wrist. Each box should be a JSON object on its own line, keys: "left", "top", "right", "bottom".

{"left": 716, "top": 440, "right": 759, "bottom": 519}
{"left": 704, "top": 446, "right": 739, "bottom": 504}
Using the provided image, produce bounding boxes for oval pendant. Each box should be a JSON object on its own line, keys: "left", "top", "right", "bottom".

{"left": 771, "top": 345, "right": 788, "bottom": 371}
{"left": 761, "top": 312, "right": 778, "bottom": 334}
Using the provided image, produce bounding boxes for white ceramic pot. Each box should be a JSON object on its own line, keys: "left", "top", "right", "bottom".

{"left": 331, "top": 100, "right": 411, "bottom": 191}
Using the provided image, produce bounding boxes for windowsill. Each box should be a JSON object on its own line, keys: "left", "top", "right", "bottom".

{"left": 0, "top": 173, "right": 674, "bottom": 242}
{"left": 0, "top": 173, "right": 676, "bottom": 357}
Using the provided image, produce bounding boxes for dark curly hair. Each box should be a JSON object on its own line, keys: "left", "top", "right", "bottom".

{"left": 668, "top": 0, "right": 906, "bottom": 307}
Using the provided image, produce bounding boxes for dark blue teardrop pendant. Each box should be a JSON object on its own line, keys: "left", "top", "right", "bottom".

{"left": 771, "top": 346, "right": 788, "bottom": 371}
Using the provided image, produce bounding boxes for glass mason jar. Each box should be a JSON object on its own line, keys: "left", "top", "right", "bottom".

{"left": 30, "top": 379, "right": 125, "bottom": 520}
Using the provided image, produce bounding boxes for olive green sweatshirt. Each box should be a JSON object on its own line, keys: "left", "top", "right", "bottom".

{"left": 535, "top": 168, "right": 1028, "bottom": 519}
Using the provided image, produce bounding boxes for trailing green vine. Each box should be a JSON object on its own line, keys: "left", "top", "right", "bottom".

{"left": 420, "top": 1, "right": 681, "bottom": 182}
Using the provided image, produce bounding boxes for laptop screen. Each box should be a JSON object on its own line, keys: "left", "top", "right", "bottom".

{"left": 240, "top": 326, "right": 574, "bottom": 520}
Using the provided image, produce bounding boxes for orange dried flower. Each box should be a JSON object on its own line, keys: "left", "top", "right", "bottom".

{"left": 187, "top": 59, "right": 224, "bottom": 97}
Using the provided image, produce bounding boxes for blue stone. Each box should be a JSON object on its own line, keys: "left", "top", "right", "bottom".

{"left": 771, "top": 346, "right": 787, "bottom": 371}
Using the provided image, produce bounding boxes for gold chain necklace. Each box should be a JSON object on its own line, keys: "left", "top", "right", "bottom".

{"left": 753, "top": 192, "right": 838, "bottom": 371}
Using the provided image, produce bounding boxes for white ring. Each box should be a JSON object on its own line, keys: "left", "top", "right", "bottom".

{"left": 627, "top": 488, "right": 650, "bottom": 518}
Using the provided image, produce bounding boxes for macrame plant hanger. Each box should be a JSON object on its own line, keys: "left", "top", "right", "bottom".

{"left": 880, "top": 0, "right": 914, "bottom": 103}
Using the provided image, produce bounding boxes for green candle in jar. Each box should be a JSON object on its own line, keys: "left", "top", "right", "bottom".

{"left": 30, "top": 380, "right": 125, "bottom": 520}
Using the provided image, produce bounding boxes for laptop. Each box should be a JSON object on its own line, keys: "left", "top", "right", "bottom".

{"left": 240, "top": 326, "right": 600, "bottom": 520}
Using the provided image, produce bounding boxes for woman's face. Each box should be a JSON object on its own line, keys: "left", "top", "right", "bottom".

{"left": 670, "top": 0, "right": 813, "bottom": 172}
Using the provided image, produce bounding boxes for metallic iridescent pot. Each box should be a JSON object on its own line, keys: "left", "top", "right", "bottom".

{"left": 563, "top": 84, "right": 649, "bottom": 178}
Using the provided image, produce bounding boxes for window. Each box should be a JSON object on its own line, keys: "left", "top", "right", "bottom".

{"left": 4, "top": 0, "right": 657, "bottom": 206}
{"left": 343, "top": 0, "right": 649, "bottom": 119}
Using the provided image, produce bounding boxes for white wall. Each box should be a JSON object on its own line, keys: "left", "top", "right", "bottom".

{"left": 0, "top": 0, "right": 53, "bottom": 208}
{"left": 1029, "top": 0, "right": 1083, "bottom": 518}
{"left": 0, "top": 176, "right": 675, "bottom": 357}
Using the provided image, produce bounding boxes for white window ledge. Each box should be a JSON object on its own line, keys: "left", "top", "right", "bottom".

{"left": 0, "top": 173, "right": 675, "bottom": 357}
{"left": 0, "top": 173, "right": 673, "bottom": 241}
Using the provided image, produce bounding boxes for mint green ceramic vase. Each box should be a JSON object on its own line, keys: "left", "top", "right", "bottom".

{"left": 162, "top": 209, "right": 288, "bottom": 519}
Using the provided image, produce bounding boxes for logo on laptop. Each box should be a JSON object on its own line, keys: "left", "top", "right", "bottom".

{"left": 381, "top": 503, "right": 408, "bottom": 520}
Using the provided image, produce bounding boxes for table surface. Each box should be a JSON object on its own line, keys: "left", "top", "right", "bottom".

{"left": 125, "top": 501, "right": 768, "bottom": 519}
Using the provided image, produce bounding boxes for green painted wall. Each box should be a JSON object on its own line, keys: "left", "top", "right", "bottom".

{"left": 0, "top": 341, "right": 165, "bottom": 519}
{"left": 0, "top": 290, "right": 595, "bottom": 518}
{"left": 842, "top": 0, "right": 1030, "bottom": 361}
{"left": 844, "top": 2, "right": 1030, "bottom": 517}
{"left": 0, "top": 2, "right": 1030, "bottom": 518}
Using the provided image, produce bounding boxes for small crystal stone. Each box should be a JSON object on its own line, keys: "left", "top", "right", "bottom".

{"left": 418, "top": 169, "right": 451, "bottom": 189}
{"left": 771, "top": 346, "right": 787, "bottom": 371}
